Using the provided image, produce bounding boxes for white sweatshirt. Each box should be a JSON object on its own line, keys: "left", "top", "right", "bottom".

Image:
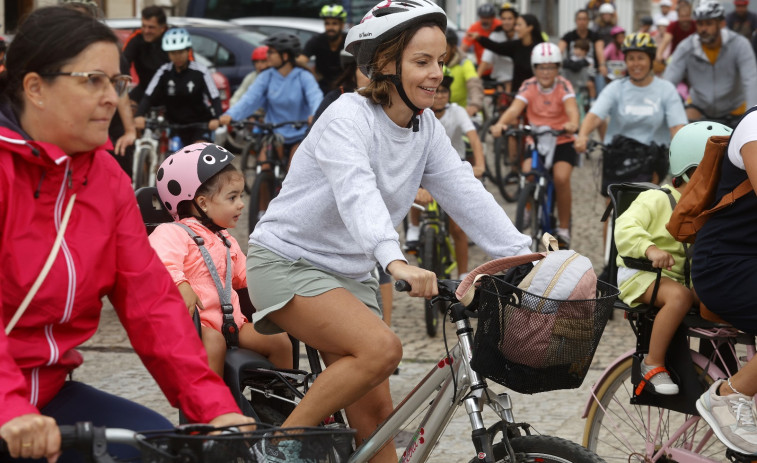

{"left": 250, "top": 93, "right": 531, "bottom": 280}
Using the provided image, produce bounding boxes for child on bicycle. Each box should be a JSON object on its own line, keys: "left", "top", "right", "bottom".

{"left": 489, "top": 42, "right": 580, "bottom": 249}
{"left": 561, "top": 38, "right": 596, "bottom": 102}
{"left": 219, "top": 32, "right": 323, "bottom": 162}
{"left": 150, "top": 143, "right": 293, "bottom": 376}
{"left": 134, "top": 28, "right": 222, "bottom": 147}
{"left": 614, "top": 121, "right": 731, "bottom": 395}
{"left": 405, "top": 71, "right": 485, "bottom": 279}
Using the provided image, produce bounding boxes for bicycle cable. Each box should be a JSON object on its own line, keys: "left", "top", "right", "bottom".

{"left": 441, "top": 305, "right": 457, "bottom": 404}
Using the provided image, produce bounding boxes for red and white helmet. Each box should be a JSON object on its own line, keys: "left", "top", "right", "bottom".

{"left": 345, "top": 0, "right": 447, "bottom": 77}
{"left": 530, "top": 42, "right": 562, "bottom": 68}
{"left": 156, "top": 143, "right": 235, "bottom": 219}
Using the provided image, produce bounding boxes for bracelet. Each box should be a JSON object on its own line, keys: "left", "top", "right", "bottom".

{"left": 728, "top": 377, "right": 745, "bottom": 396}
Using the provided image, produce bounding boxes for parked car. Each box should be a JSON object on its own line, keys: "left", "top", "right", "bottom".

{"left": 230, "top": 17, "right": 325, "bottom": 47}
{"left": 106, "top": 17, "right": 266, "bottom": 93}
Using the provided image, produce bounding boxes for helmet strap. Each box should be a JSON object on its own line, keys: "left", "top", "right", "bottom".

{"left": 192, "top": 199, "right": 226, "bottom": 233}
{"left": 375, "top": 72, "right": 422, "bottom": 132}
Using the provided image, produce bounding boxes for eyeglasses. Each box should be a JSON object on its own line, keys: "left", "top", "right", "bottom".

{"left": 40, "top": 71, "right": 132, "bottom": 97}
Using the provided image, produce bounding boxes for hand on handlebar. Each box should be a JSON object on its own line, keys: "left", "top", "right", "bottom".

{"left": 387, "top": 261, "right": 438, "bottom": 299}
{"left": 219, "top": 115, "right": 232, "bottom": 127}
{"left": 0, "top": 414, "right": 61, "bottom": 462}
{"left": 563, "top": 122, "right": 578, "bottom": 134}
{"left": 134, "top": 116, "right": 146, "bottom": 130}
{"left": 574, "top": 134, "right": 588, "bottom": 153}
{"left": 489, "top": 122, "right": 507, "bottom": 138}
{"left": 414, "top": 188, "right": 433, "bottom": 206}
{"left": 208, "top": 119, "right": 220, "bottom": 131}
{"left": 208, "top": 412, "right": 256, "bottom": 432}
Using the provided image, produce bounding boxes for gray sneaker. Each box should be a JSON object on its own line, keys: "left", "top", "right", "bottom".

{"left": 696, "top": 379, "right": 757, "bottom": 455}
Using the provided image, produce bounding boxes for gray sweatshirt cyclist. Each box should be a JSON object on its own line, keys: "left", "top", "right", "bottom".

{"left": 664, "top": 27, "right": 757, "bottom": 118}
{"left": 250, "top": 93, "right": 531, "bottom": 281}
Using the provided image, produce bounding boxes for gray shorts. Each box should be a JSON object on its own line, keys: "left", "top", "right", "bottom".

{"left": 247, "top": 244, "right": 381, "bottom": 334}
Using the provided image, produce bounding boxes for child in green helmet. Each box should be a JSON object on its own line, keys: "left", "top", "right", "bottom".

{"left": 614, "top": 121, "right": 732, "bottom": 395}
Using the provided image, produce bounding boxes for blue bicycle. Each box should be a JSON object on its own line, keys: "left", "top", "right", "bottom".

{"left": 511, "top": 126, "right": 568, "bottom": 251}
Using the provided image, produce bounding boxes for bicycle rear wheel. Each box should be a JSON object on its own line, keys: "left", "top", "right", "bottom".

{"left": 515, "top": 182, "right": 541, "bottom": 251}
{"left": 248, "top": 170, "right": 275, "bottom": 235}
{"left": 471, "top": 435, "right": 605, "bottom": 462}
{"left": 583, "top": 356, "right": 726, "bottom": 462}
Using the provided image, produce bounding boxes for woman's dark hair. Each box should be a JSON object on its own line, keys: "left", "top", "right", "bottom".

{"left": 333, "top": 62, "right": 358, "bottom": 92}
{"left": 521, "top": 14, "right": 545, "bottom": 45}
{"left": 0, "top": 7, "right": 119, "bottom": 115}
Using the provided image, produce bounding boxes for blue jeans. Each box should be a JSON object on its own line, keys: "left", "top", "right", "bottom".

{"left": 6, "top": 381, "right": 173, "bottom": 463}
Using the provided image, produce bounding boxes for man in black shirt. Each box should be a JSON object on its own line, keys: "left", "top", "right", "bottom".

{"left": 123, "top": 6, "right": 170, "bottom": 103}
{"left": 559, "top": 9, "right": 607, "bottom": 81}
{"left": 301, "top": 4, "right": 347, "bottom": 94}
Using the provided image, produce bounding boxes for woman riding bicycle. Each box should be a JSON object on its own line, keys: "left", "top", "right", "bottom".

{"left": 0, "top": 8, "right": 251, "bottom": 462}
{"left": 134, "top": 28, "right": 223, "bottom": 146}
{"left": 488, "top": 42, "right": 580, "bottom": 249}
{"left": 575, "top": 33, "right": 687, "bottom": 191}
{"left": 245, "top": 1, "right": 531, "bottom": 460}
{"left": 219, "top": 32, "right": 323, "bottom": 162}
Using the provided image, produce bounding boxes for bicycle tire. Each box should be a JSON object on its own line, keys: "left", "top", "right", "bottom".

{"left": 420, "top": 227, "right": 440, "bottom": 337}
{"left": 583, "top": 355, "right": 726, "bottom": 462}
{"left": 134, "top": 146, "right": 152, "bottom": 190}
{"left": 479, "top": 118, "right": 501, "bottom": 185}
{"left": 248, "top": 170, "right": 275, "bottom": 235}
{"left": 494, "top": 134, "right": 522, "bottom": 203}
{"left": 515, "top": 182, "right": 541, "bottom": 251}
{"left": 239, "top": 142, "right": 256, "bottom": 194}
{"left": 469, "top": 435, "right": 605, "bottom": 463}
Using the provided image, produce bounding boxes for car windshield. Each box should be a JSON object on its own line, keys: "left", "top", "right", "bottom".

{"left": 221, "top": 28, "right": 267, "bottom": 47}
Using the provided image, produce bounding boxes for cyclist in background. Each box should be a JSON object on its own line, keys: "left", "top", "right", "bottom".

{"left": 134, "top": 28, "right": 222, "bottom": 146}
{"left": 301, "top": 4, "right": 348, "bottom": 94}
{"left": 559, "top": 10, "right": 608, "bottom": 87}
{"left": 477, "top": 2, "right": 519, "bottom": 92}
{"left": 462, "top": 3, "right": 502, "bottom": 79}
{"left": 489, "top": 42, "right": 579, "bottom": 249}
{"left": 245, "top": 1, "right": 531, "bottom": 460}
{"left": 219, "top": 32, "right": 323, "bottom": 162}
{"left": 230, "top": 46, "right": 270, "bottom": 106}
{"left": 726, "top": 0, "right": 757, "bottom": 39}
{"left": 664, "top": 0, "right": 757, "bottom": 123}
{"left": 653, "top": 0, "right": 678, "bottom": 24}
{"left": 406, "top": 72, "right": 485, "bottom": 278}
{"left": 562, "top": 38, "right": 596, "bottom": 102}
{"left": 122, "top": 6, "right": 169, "bottom": 103}
{"left": 655, "top": 0, "right": 695, "bottom": 62}
{"left": 444, "top": 28, "right": 484, "bottom": 118}
{"left": 592, "top": 3, "right": 617, "bottom": 46}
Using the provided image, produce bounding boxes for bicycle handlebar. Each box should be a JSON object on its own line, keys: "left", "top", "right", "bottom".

{"left": 0, "top": 423, "right": 139, "bottom": 456}
{"left": 230, "top": 119, "right": 309, "bottom": 132}
{"left": 144, "top": 119, "right": 210, "bottom": 131}
{"left": 394, "top": 279, "right": 461, "bottom": 301}
{"left": 504, "top": 125, "right": 568, "bottom": 138}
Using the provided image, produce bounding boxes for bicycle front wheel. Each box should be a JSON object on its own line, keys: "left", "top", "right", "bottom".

{"left": 515, "top": 182, "right": 541, "bottom": 251}
{"left": 248, "top": 170, "right": 275, "bottom": 235}
{"left": 583, "top": 356, "right": 725, "bottom": 462}
{"left": 494, "top": 134, "right": 522, "bottom": 203}
{"left": 420, "top": 227, "right": 440, "bottom": 337}
{"left": 470, "top": 435, "right": 605, "bottom": 462}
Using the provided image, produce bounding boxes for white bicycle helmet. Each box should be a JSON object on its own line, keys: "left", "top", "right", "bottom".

{"left": 162, "top": 28, "right": 192, "bottom": 52}
{"left": 345, "top": 0, "right": 447, "bottom": 78}
{"left": 531, "top": 42, "right": 562, "bottom": 68}
{"left": 598, "top": 3, "right": 616, "bottom": 14}
{"left": 693, "top": 0, "right": 726, "bottom": 20}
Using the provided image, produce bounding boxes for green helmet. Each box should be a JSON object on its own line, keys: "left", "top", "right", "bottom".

{"left": 320, "top": 4, "right": 347, "bottom": 20}
{"left": 669, "top": 121, "right": 732, "bottom": 181}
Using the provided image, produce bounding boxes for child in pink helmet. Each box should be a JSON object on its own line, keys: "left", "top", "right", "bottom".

{"left": 151, "top": 143, "right": 292, "bottom": 376}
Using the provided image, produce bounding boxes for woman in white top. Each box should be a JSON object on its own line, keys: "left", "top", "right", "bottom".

{"left": 246, "top": 1, "right": 530, "bottom": 460}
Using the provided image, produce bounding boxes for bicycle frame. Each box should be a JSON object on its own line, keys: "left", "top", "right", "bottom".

{"left": 417, "top": 201, "right": 456, "bottom": 278}
{"left": 523, "top": 148, "right": 556, "bottom": 239}
{"left": 349, "top": 304, "right": 515, "bottom": 463}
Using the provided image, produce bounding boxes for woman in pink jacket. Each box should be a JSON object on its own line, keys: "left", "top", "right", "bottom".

{"left": 0, "top": 7, "right": 252, "bottom": 462}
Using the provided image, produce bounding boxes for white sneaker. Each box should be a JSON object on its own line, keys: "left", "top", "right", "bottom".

{"left": 638, "top": 358, "right": 679, "bottom": 395}
{"left": 696, "top": 379, "right": 757, "bottom": 455}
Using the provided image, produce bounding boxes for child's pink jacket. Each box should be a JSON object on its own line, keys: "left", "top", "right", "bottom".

{"left": 149, "top": 218, "right": 248, "bottom": 331}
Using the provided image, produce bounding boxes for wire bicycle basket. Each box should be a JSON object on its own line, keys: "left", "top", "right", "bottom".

{"left": 471, "top": 276, "right": 618, "bottom": 394}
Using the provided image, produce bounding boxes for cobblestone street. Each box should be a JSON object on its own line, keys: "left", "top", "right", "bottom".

{"left": 76, "top": 150, "right": 639, "bottom": 461}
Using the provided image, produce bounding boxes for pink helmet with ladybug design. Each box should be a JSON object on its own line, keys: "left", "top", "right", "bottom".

{"left": 156, "top": 143, "right": 235, "bottom": 219}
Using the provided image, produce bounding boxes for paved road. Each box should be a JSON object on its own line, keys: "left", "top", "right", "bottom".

{"left": 76, "top": 148, "right": 638, "bottom": 461}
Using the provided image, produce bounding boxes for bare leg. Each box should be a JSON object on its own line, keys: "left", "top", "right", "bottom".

{"left": 265, "top": 289, "right": 401, "bottom": 463}
{"left": 637, "top": 277, "right": 693, "bottom": 367}
{"left": 201, "top": 326, "right": 227, "bottom": 377}
{"left": 449, "top": 218, "right": 468, "bottom": 276}
{"left": 720, "top": 359, "right": 757, "bottom": 397}
{"left": 379, "top": 283, "right": 393, "bottom": 327}
{"left": 238, "top": 324, "right": 293, "bottom": 369}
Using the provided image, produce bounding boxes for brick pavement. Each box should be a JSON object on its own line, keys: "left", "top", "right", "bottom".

{"left": 76, "top": 151, "right": 638, "bottom": 461}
